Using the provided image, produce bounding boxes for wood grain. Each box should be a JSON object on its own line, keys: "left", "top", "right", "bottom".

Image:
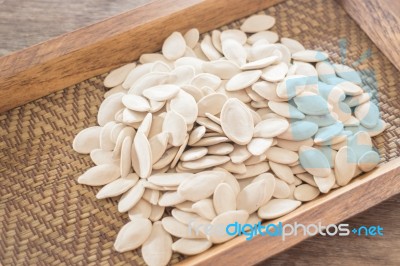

{"left": 0, "top": 0, "right": 152, "bottom": 56}
{"left": 0, "top": 0, "right": 283, "bottom": 113}
{"left": 338, "top": 0, "right": 400, "bottom": 72}
{"left": 180, "top": 158, "right": 400, "bottom": 265}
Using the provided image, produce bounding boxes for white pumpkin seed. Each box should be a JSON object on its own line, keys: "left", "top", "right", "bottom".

{"left": 213, "top": 183, "right": 236, "bottom": 214}
{"left": 128, "top": 199, "right": 152, "bottom": 219}
{"left": 77, "top": 164, "right": 120, "bottom": 186}
{"left": 162, "top": 32, "right": 186, "bottom": 60}
{"left": 226, "top": 70, "right": 262, "bottom": 91}
{"left": 118, "top": 180, "right": 146, "bottom": 212}
{"left": 192, "top": 199, "right": 217, "bottom": 220}
{"left": 114, "top": 217, "right": 152, "bottom": 252}
{"left": 172, "top": 238, "right": 212, "bottom": 256}
{"left": 221, "top": 98, "right": 254, "bottom": 145}
{"left": 142, "top": 221, "right": 172, "bottom": 266}
{"left": 258, "top": 199, "right": 301, "bottom": 219}
{"left": 294, "top": 184, "right": 320, "bottom": 201}
{"left": 178, "top": 171, "right": 224, "bottom": 201}
{"left": 241, "top": 14, "right": 275, "bottom": 33}
{"left": 73, "top": 126, "right": 102, "bottom": 154}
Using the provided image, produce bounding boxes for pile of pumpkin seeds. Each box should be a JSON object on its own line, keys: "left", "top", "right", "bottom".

{"left": 73, "top": 13, "right": 385, "bottom": 266}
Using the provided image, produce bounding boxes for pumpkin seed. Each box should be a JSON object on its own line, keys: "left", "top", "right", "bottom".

{"left": 172, "top": 238, "right": 212, "bottom": 256}
{"left": 142, "top": 221, "right": 172, "bottom": 266}
{"left": 258, "top": 199, "right": 301, "bottom": 219}
{"left": 221, "top": 98, "right": 254, "bottom": 145}
{"left": 114, "top": 217, "right": 152, "bottom": 252}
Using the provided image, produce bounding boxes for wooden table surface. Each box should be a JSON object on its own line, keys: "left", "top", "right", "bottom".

{"left": 0, "top": 0, "right": 399, "bottom": 265}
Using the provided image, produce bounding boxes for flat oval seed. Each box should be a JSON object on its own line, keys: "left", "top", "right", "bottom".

{"left": 96, "top": 173, "right": 139, "bottom": 199}
{"left": 241, "top": 56, "right": 278, "bottom": 70}
{"left": 268, "top": 101, "right": 305, "bottom": 119}
{"left": 118, "top": 180, "right": 146, "bottom": 212}
{"left": 265, "top": 147, "right": 299, "bottom": 165}
{"left": 344, "top": 93, "right": 371, "bottom": 107}
{"left": 202, "top": 60, "right": 241, "bottom": 79}
{"left": 171, "top": 209, "right": 201, "bottom": 224}
{"left": 234, "top": 162, "right": 270, "bottom": 179}
{"left": 294, "top": 184, "right": 320, "bottom": 201}
{"left": 73, "top": 126, "right": 101, "bottom": 154}
{"left": 237, "top": 179, "right": 274, "bottom": 214}
{"left": 163, "top": 111, "right": 187, "bottom": 146}
{"left": 333, "top": 63, "right": 362, "bottom": 85}
{"left": 122, "top": 94, "right": 150, "bottom": 112}
{"left": 207, "top": 143, "right": 234, "bottom": 155}
{"left": 314, "top": 172, "right": 336, "bottom": 193}
{"left": 149, "top": 205, "right": 165, "bottom": 222}
{"left": 258, "top": 199, "right": 301, "bottom": 219}
{"left": 248, "top": 31, "right": 278, "bottom": 44}
{"left": 142, "top": 221, "right": 172, "bottom": 266}
{"left": 184, "top": 28, "right": 200, "bottom": 49}
{"left": 148, "top": 173, "right": 193, "bottom": 187}
{"left": 122, "top": 63, "right": 153, "bottom": 89}
{"left": 201, "top": 34, "right": 222, "bottom": 61}
{"left": 213, "top": 183, "right": 236, "bottom": 215}
{"left": 128, "top": 199, "right": 152, "bottom": 219}
{"left": 120, "top": 136, "right": 132, "bottom": 178}
{"left": 278, "top": 121, "right": 318, "bottom": 141}
{"left": 134, "top": 132, "right": 152, "bottom": 178}
{"left": 254, "top": 118, "right": 289, "bottom": 138}
{"left": 270, "top": 162, "right": 295, "bottom": 184}
{"left": 77, "top": 164, "right": 120, "bottom": 186}
{"left": 294, "top": 92, "right": 330, "bottom": 115}
{"left": 162, "top": 217, "right": 205, "bottom": 239}
{"left": 335, "top": 146, "right": 357, "bottom": 186}
{"left": 221, "top": 98, "right": 254, "bottom": 145}
{"left": 273, "top": 178, "right": 291, "bottom": 198}
{"left": 191, "top": 73, "right": 221, "bottom": 90}
{"left": 261, "top": 62, "right": 288, "bottom": 82}
{"left": 314, "top": 122, "right": 344, "bottom": 144}
{"left": 178, "top": 171, "right": 225, "bottom": 201}
{"left": 181, "top": 155, "right": 230, "bottom": 170}
{"left": 281, "top": 37, "right": 305, "bottom": 53}
{"left": 172, "top": 239, "right": 212, "bottom": 256}
{"left": 162, "top": 31, "right": 186, "bottom": 60}
{"left": 197, "top": 93, "right": 227, "bottom": 116}
{"left": 241, "top": 14, "right": 275, "bottom": 33}
{"left": 222, "top": 39, "right": 247, "bottom": 66}
{"left": 143, "top": 84, "right": 180, "bottom": 101}
{"left": 170, "top": 90, "right": 198, "bottom": 125}
{"left": 247, "top": 138, "right": 273, "bottom": 156}
{"left": 114, "top": 217, "right": 152, "bottom": 253}
{"left": 336, "top": 80, "right": 363, "bottom": 96}
{"left": 104, "top": 63, "right": 136, "bottom": 88}
{"left": 276, "top": 75, "right": 307, "bottom": 100}
{"left": 358, "top": 150, "right": 380, "bottom": 172}
{"left": 277, "top": 138, "right": 314, "bottom": 152}
{"left": 299, "top": 146, "right": 331, "bottom": 177}
{"left": 158, "top": 191, "right": 186, "bottom": 207}
{"left": 90, "top": 149, "right": 119, "bottom": 165}
{"left": 192, "top": 199, "right": 217, "bottom": 220}
{"left": 220, "top": 29, "right": 247, "bottom": 44}
{"left": 149, "top": 132, "right": 169, "bottom": 164}
{"left": 226, "top": 70, "right": 262, "bottom": 91}
{"left": 292, "top": 50, "right": 329, "bottom": 62}
{"left": 208, "top": 210, "right": 249, "bottom": 244}
{"left": 181, "top": 147, "right": 208, "bottom": 161}
{"left": 354, "top": 101, "right": 380, "bottom": 129}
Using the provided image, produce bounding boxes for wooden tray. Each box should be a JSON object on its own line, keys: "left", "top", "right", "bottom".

{"left": 0, "top": 0, "right": 399, "bottom": 265}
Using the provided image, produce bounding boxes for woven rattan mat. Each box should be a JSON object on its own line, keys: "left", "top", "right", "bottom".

{"left": 1, "top": 0, "right": 399, "bottom": 265}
